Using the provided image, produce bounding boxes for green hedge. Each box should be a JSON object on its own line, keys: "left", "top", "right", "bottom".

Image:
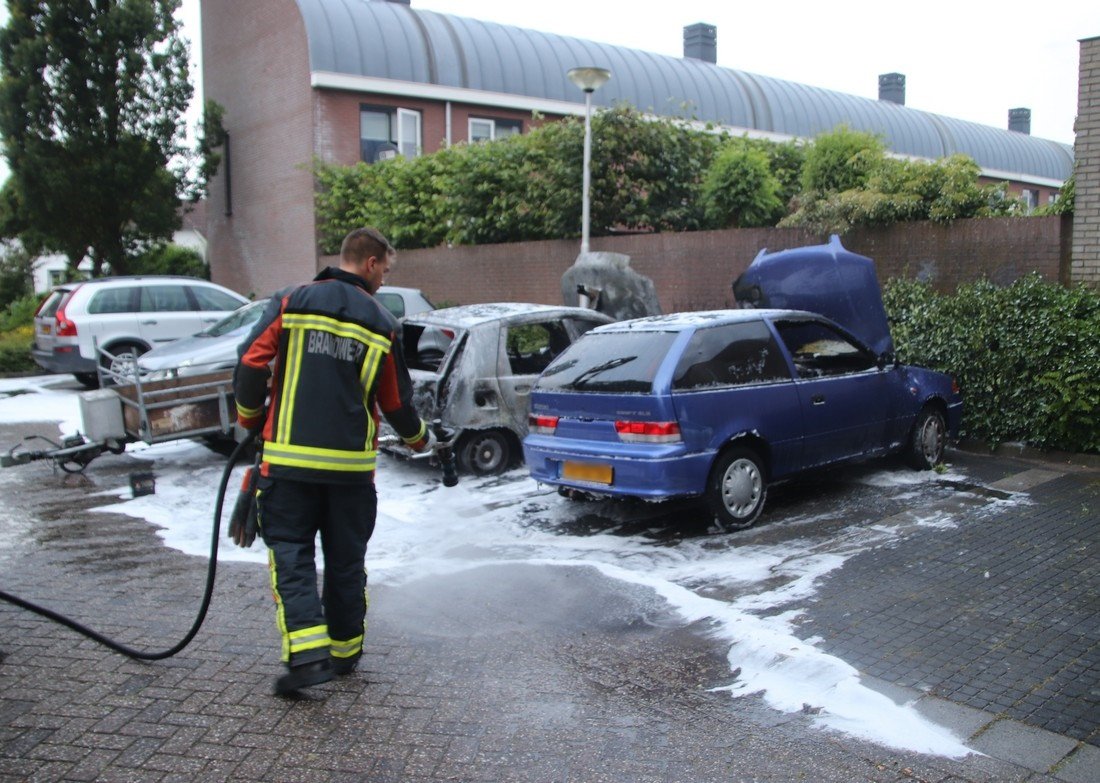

{"left": 883, "top": 275, "right": 1100, "bottom": 453}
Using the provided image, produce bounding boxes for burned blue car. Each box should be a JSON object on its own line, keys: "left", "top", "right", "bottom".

{"left": 522, "top": 237, "right": 962, "bottom": 531}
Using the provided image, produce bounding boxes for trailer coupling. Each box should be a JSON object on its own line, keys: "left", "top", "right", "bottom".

{"left": 1, "top": 433, "right": 126, "bottom": 473}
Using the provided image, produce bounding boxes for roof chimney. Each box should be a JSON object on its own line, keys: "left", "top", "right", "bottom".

{"left": 1008, "top": 107, "right": 1031, "bottom": 134}
{"left": 684, "top": 23, "right": 717, "bottom": 64}
{"left": 878, "top": 73, "right": 905, "bottom": 105}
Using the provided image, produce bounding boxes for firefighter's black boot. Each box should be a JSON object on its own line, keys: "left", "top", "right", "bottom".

{"left": 331, "top": 652, "right": 360, "bottom": 676}
{"left": 274, "top": 658, "right": 333, "bottom": 695}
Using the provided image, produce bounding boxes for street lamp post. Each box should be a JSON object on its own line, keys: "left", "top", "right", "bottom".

{"left": 567, "top": 67, "right": 611, "bottom": 255}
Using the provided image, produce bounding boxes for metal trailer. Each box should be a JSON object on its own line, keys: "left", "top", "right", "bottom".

{"left": 2, "top": 345, "right": 238, "bottom": 474}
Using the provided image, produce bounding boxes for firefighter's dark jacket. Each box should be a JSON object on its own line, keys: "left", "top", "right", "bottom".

{"left": 234, "top": 267, "right": 427, "bottom": 483}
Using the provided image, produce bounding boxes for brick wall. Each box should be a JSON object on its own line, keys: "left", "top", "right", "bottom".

{"left": 1072, "top": 36, "right": 1100, "bottom": 285}
{"left": 337, "top": 216, "right": 1069, "bottom": 310}
{"left": 202, "top": 0, "right": 317, "bottom": 298}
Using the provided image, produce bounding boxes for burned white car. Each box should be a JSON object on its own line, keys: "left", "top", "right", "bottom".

{"left": 387, "top": 303, "right": 613, "bottom": 475}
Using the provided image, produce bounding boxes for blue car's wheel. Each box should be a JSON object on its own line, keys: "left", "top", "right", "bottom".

{"left": 707, "top": 446, "right": 767, "bottom": 532}
{"left": 905, "top": 406, "right": 947, "bottom": 470}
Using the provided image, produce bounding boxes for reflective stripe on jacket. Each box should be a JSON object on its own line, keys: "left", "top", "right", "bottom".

{"left": 234, "top": 267, "right": 426, "bottom": 483}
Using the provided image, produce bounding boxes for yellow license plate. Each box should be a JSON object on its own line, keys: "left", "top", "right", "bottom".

{"left": 562, "top": 461, "right": 613, "bottom": 484}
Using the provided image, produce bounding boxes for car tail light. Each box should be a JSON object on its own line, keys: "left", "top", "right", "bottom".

{"left": 55, "top": 306, "right": 78, "bottom": 337}
{"left": 50, "top": 287, "right": 80, "bottom": 336}
{"left": 442, "top": 329, "right": 455, "bottom": 339}
{"left": 614, "top": 420, "right": 682, "bottom": 443}
{"left": 528, "top": 414, "right": 559, "bottom": 435}
{"left": 951, "top": 378, "right": 961, "bottom": 395}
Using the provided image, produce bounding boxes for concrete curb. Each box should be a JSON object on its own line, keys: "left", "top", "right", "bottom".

{"left": 864, "top": 675, "right": 1094, "bottom": 782}
{"left": 954, "top": 439, "right": 1100, "bottom": 470}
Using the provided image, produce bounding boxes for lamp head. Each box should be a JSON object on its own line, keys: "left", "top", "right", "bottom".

{"left": 568, "top": 67, "right": 611, "bottom": 93}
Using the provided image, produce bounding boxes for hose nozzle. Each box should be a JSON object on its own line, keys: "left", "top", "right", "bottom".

{"left": 431, "top": 421, "right": 458, "bottom": 487}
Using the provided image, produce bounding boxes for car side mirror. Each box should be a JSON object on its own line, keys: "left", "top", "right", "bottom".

{"left": 876, "top": 351, "right": 896, "bottom": 370}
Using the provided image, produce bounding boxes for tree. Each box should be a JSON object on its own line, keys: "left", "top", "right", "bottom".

{"left": 0, "top": 240, "right": 33, "bottom": 307}
{"left": 0, "top": 0, "right": 194, "bottom": 277}
{"left": 583, "top": 105, "right": 723, "bottom": 234}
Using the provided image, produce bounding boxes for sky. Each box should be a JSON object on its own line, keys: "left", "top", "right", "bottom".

{"left": 0, "top": 371, "right": 1032, "bottom": 758}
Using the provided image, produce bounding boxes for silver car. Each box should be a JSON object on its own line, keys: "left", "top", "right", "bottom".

{"left": 136, "top": 286, "right": 435, "bottom": 380}
{"left": 373, "top": 285, "right": 435, "bottom": 319}
{"left": 391, "top": 303, "right": 614, "bottom": 475}
{"left": 137, "top": 298, "right": 270, "bottom": 380}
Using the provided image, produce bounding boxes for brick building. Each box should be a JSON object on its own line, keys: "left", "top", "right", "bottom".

{"left": 201, "top": 0, "right": 1077, "bottom": 298}
{"left": 1072, "top": 35, "right": 1100, "bottom": 286}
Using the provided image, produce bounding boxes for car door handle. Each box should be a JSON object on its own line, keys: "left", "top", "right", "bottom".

{"left": 140, "top": 319, "right": 158, "bottom": 325}
{"left": 811, "top": 394, "right": 826, "bottom": 405}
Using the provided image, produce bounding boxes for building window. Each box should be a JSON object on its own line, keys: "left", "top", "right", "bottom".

{"left": 397, "top": 108, "right": 421, "bottom": 159}
{"left": 1021, "top": 188, "right": 1039, "bottom": 211}
{"left": 360, "top": 106, "right": 422, "bottom": 162}
{"left": 468, "top": 117, "right": 522, "bottom": 142}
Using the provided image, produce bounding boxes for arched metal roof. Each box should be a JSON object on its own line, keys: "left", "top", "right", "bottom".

{"left": 295, "top": 0, "right": 1074, "bottom": 182}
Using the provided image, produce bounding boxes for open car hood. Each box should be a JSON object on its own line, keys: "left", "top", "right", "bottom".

{"left": 732, "top": 235, "right": 894, "bottom": 356}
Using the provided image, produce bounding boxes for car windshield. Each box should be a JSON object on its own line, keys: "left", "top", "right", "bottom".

{"left": 201, "top": 300, "right": 266, "bottom": 337}
{"left": 536, "top": 331, "right": 678, "bottom": 392}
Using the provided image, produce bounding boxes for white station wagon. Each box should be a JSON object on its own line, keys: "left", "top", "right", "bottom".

{"left": 31, "top": 276, "right": 248, "bottom": 387}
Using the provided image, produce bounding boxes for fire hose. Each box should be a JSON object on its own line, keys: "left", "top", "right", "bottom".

{"left": 0, "top": 422, "right": 457, "bottom": 660}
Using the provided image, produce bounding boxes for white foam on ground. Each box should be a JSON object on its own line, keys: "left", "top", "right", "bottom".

{"left": 0, "top": 380, "right": 985, "bottom": 757}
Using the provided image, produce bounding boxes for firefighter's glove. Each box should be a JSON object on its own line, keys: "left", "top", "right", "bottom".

{"left": 237, "top": 415, "right": 264, "bottom": 435}
{"left": 410, "top": 427, "right": 437, "bottom": 454}
{"left": 235, "top": 400, "right": 266, "bottom": 433}
{"left": 228, "top": 466, "right": 260, "bottom": 548}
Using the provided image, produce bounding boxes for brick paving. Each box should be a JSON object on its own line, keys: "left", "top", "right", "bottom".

{"left": 0, "top": 421, "right": 1097, "bottom": 781}
{"left": 798, "top": 469, "right": 1100, "bottom": 747}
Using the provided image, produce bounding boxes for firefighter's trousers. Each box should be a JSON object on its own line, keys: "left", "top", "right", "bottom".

{"left": 256, "top": 476, "right": 376, "bottom": 666}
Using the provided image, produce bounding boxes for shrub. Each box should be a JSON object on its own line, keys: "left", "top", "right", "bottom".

{"left": 314, "top": 106, "right": 724, "bottom": 251}
{"left": 1035, "top": 175, "right": 1074, "bottom": 216}
{"left": 0, "top": 293, "right": 40, "bottom": 332}
{"left": 883, "top": 275, "right": 1100, "bottom": 453}
{"left": 799, "top": 125, "right": 885, "bottom": 195}
{"left": 0, "top": 324, "right": 34, "bottom": 373}
{"left": 0, "top": 294, "right": 40, "bottom": 374}
{"left": 783, "top": 154, "right": 1022, "bottom": 234}
{"left": 700, "top": 140, "right": 784, "bottom": 228}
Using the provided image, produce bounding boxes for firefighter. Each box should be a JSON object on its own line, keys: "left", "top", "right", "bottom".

{"left": 234, "top": 227, "right": 434, "bottom": 696}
